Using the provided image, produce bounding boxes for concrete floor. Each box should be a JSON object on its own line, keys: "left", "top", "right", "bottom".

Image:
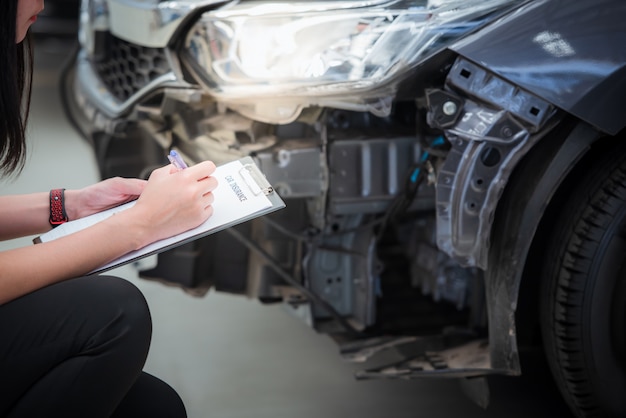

{"left": 0, "top": 37, "right": 574, "bottom": 418}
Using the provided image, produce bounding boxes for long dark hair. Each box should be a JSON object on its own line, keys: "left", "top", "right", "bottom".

{"left": 0, "top": 0, "right": 33, "bottom": 176}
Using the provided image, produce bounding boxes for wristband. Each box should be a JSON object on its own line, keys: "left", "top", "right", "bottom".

{"left": 49, "top": 188, "right": 68, "bottom": 227}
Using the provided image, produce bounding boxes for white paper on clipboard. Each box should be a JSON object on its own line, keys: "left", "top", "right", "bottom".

{"left": 34, "top": 157, "right": 285, "bottom": 273}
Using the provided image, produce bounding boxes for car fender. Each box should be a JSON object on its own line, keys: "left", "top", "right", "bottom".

{"left": 451, "top": 0, "right": 626, "bottom": 135}
{"left": 485, "top": 121, "right": 601, "bottom": 374}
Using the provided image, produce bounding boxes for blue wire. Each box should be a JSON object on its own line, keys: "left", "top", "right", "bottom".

{"left": 409, "top": 136, "right": 445, "bottom": 183}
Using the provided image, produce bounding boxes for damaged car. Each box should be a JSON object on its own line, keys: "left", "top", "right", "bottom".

{"left": 61, "top": 0, "right": 626, "bottom": 417}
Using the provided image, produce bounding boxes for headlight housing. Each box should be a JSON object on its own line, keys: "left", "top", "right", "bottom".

{"left": 183, "top": 0, "right": 522, "bottom": 123}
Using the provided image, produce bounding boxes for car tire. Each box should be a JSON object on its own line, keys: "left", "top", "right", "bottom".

{"left": 540, "top": 142, "right": 626, "bottom": 418}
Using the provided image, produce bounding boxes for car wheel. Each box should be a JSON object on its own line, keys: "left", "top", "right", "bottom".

{"left": 540, "top": 142, "right": 626, "bottom": 418}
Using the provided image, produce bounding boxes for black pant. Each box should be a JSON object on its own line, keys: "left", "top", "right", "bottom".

{"left": 0, "top": 276, "right": 187, "bottom": 418}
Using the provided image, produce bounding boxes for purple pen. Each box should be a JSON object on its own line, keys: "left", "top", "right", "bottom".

{"left": 168, "top": 150, "right": 188, "bottom": 170}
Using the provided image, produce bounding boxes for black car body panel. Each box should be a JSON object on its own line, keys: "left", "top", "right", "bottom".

{"left": 484, "top": 120, "right": 600, "bottom": 373}
{"left": 452, "top": 0, "right": 626, "bottom": 135}
{"left": 442, "top": 0, "right": 626, "bottom": 377}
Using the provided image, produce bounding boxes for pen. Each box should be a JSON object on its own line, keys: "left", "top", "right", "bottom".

{"left": 168, "top": 150, "right": 188, "bottom": 171}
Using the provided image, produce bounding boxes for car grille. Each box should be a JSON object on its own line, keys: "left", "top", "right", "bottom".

{"left": 93, "top": 35, "right": 171, "bottom": 102}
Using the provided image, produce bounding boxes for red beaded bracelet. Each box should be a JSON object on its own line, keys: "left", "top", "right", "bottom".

{"left": 49, "top": 188, "right": 68, "bottom": 228}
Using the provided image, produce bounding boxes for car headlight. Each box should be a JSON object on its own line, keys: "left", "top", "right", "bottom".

{"left": 183, "top": 0, "right": 522, "bottom": 123}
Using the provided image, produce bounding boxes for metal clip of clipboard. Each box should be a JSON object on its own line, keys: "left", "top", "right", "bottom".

{"left": 239, "top": 162, "right": 274, "bottom": 196}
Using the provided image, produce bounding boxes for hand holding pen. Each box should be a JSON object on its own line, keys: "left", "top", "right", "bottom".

{"left": 168, "top": 149, "right": 212, "bottom": 183}
{"left": 123, "top": 152, "right": 217, "bottom": 246}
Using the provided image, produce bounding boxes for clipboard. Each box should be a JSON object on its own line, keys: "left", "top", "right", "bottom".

{"left": 34, "top": 157, "right": 285, "bottom": 274}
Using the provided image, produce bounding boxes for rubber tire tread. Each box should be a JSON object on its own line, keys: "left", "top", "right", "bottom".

{"left": 540, "top": 142, "right": 626, "bottom": 418}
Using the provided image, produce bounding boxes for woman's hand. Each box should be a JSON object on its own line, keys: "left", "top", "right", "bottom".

{"left": 0, "top": 161, "right": 218, "bottom": 303}
{"left": 65, "top": 177, "right": 148, "bottom": 220}
{"left": 121, "top": 161, "right": 218, "bottom": 249}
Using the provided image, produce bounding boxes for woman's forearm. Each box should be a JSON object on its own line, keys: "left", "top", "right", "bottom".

{"left": 0, "top": 193, "right": 51, "bottom": 240}
{"left": 0, "top": 208, "right": 145, "bottom": 305}
{"left": 0, "top": 161, "right": 217, "bottom": 304}
{"left": 0, "top": 189, "right": 103, "bottom": 241}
